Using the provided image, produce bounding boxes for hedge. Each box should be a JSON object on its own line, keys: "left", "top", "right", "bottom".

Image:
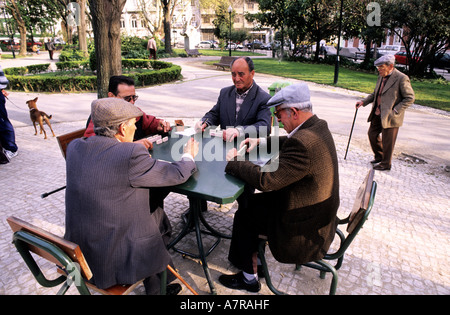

{"left": 6, "top": 60, "right": 182, "bottom": 93}
{"left": 4, "top": 64, "right": 50, "bottom": 75}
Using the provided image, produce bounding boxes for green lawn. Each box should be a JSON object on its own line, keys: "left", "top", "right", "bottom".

{"left": 249, "top": 59, "right": 449, "bottom": 111}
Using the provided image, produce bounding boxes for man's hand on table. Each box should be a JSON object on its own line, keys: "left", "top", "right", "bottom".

{"left": 135, "top": 138, "right": 153, "bottom": 150}
{"left": 183, "top": 137, "right": 199, "bottom": 158}
{"left": 226, "top": 138, "right": 259, "bottom": 161}
{"left": 157, "top": 120, "right": 171, "bottom": 133}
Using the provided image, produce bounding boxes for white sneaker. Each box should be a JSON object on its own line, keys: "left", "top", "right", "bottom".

{"left": 3, "top": 149, "right": 18, "bottom": 160}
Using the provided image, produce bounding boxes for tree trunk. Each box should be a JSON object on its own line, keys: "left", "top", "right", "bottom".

{"left": 162, "top": 0, "right": 172, "bottom": 54}
{"left": 77, "top": 0, "right": 88, "bottom": 56}
{"left": 89, "top": 0, "right": 126, "bottom": 98}
{"left": 7, "top": 0, "right": 27, "bottom": 56}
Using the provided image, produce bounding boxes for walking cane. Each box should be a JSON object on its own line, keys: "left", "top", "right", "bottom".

{"left": 167, "top": 265, "right": 198, "bottom": 295}
{"left": 344, "top": 107, "right": 358, "bottom": 160}
{"left": 41, "top": 185, "right": 66, "bottom": 198}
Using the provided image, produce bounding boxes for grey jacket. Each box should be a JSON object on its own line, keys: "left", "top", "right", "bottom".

{"left": 64, "top": 135, "right": 196, "bottom": 289}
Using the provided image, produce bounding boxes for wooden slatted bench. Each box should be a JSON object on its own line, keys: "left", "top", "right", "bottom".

{"left": 213, "top": 56, "right": 237, "bottom": 70}
{"left": 185, "top": 48, "right": 202, "bottom": 57}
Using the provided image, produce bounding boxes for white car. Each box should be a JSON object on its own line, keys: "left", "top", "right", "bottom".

{"left": 197, "top": 41, "right": 212, "bottom": 49}
{"left": 378, "top": 45, "right": 405, "bottom": 55}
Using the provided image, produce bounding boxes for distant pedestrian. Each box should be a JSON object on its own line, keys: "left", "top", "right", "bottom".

{"left": 356, "top": 55, "right": 415, "bottom": 171}
{"left": 45, "top": 39, "right": 55, "bottom": 60}
{"left": 0, "top": 65, "right": 18, "bottom": 163}
{"left": 147, "top": 36, "right": 157, "bottom": 60}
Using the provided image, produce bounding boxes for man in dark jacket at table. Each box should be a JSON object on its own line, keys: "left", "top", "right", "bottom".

{"left": 219, "top": 83, "right": 340, "bottom": 293}
{"left": 195, "top": 57, "right": 272, "bottom": 141}
{"left": 65, "top": 98, "right": 198, "bottom": 294}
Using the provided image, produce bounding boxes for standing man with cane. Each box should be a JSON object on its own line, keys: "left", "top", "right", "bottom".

{"left": 355, "top": 55, "right": 414, "bottom": 171}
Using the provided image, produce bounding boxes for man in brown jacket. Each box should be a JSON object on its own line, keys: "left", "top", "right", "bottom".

{"left": 219, "top": 83, "right": 340, "bottom": 292}
{"left": 356, "top": 54, "right": 415, "bottom": 170}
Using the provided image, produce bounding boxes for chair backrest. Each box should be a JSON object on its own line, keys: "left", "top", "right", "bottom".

{"left": 347, "top": 168, "right": 376, "bottom": 234}
{"left": 57, "top": 128, "right": 86, "bottom": 159}
{"left": 7, "top": 216, "right": 153, "bottom": 295}
{"left": 7, "top": 216, "right": 93, "bottom": 294}
{"left": 325, "top": 169, "right": 377, "bottom": 262}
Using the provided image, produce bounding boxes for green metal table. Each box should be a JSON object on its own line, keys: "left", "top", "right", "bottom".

{"left": 150, "top": 130, "right": 246, "bottom": 294}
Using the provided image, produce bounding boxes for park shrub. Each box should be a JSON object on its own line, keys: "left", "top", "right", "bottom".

{"left": 59, "top": 49, "right": 88, "bottom": 61}
{"left": 6, "top": 59, "right": 181, "bottom": 92}
{"left": 4, "top": 64, "right": 50, "bottom": 75}
{"left": 55, "top": 60, "right": 90, "bottom": 71}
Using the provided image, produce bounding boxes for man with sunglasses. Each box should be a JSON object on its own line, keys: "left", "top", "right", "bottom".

{"left": 219, "top": 83, "right": 340, "bottom": 292}
{"left": 84, "top": 76, "right": 171, "bottom": 149}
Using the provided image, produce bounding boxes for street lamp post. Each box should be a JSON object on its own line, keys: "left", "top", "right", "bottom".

{"left": 228, "top": 5, "right": 232, "bottom": 57}
{"left": 334, "top": 0, "right": 344, "bottom": 84}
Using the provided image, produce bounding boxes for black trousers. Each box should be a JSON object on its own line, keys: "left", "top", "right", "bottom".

{"left": 368, "top": 114, "right": 399, "bottom": 168}
{"left": 228, "top": 190, "right": 271, "bottom": 274}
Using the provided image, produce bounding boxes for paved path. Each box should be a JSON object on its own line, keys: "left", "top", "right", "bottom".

{"left": 0, "top": 55, "right": 449, "bottom": 295}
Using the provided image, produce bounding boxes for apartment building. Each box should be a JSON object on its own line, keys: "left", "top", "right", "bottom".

{"left": 120, "top": 0, "right": 271, "bottom": 48}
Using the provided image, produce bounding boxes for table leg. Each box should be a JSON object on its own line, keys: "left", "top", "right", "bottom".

{"left": 167, "top": 197, "right": 218, "bottom": 294}
{"left": 190, "top": 198, "right": 217, "bottom": 295}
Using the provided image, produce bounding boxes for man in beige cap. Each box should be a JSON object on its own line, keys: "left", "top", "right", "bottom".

{"left": 356, "top": 54, "right": 415, "bottom": 170}
{"left": 65, "top": 98, "right": 198, "bottom": 294}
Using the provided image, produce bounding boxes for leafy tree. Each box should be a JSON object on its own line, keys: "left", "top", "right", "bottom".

{"left": 246, "top": 0, "right": 293, "bottom": 59}
{"left": 212, "top": 3, "right": 235, "bottom": 47}
{"left": 383, "top": 0, "right": 450, "bottom": 77}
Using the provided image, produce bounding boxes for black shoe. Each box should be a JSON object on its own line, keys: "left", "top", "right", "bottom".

{"left": 370, "top": 159, "right": 382, "bottom": 164}
{"left": 166, "top": 283, "right": 182, "bottom": 295}
{"left": 218, "top": 272, "right": 261, "bottom": 293}
{"left": 373, "top": 164, "right": 391, "bottom": 171}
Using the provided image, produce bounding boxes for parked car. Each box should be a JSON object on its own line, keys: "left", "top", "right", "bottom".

{"left": 0, "top": 38, "right": 20, "bottom": 50}
{"left": 246, "top": 40, "right": 264, "bottom": 50}
{"left": 433, "top": 53, "right": 450, "bottom": 71}
{"left": 197, "top": 41, "right": 213, "bottom": 49}
{"left": 394, "top": 51, "right": 422, "bottom": 65}
{"left": 339, "top": 47, "right": 360, "bottom": 60}
{"left": 378, "top": 45, "right": 405, "bottom": 55}
{"left": 226, "top": 42, "right": 243, "bottom": 50}
{"left": 323, "top": 46, "right": 337, "bottom": 56}
{"left": 53, "top": 38, "right": 66, "bottom": 45}
{"left": 27, "top": 41, "right": 42, "bottom": 48}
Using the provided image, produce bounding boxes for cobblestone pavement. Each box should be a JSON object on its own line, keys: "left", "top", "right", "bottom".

{"left": 0, "top": 55, "right": 449, "bottom": 295}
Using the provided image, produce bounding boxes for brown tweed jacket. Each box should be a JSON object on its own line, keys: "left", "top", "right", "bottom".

{"left": 361, "top": 68, "right": 415, "bottom": 129}
{"left": 225, "top": 115, "right": 340, "bottom": 264}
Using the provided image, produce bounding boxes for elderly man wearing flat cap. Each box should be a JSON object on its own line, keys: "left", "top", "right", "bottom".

{"left": 219, "top": 83, "right": 340, "bottom": 292}
{"left": 356, "top": 54, "right": 415, "bottom": 171}
{"left": 64, "top": 98, "right": 198, "bottom": 295}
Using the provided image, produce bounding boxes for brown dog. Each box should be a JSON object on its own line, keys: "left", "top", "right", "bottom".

{"left": 26, "top": 97, "right": 55, "bottom": 139}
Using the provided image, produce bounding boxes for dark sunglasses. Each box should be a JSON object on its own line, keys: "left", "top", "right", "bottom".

{"left": 122, "top": 94, "right": 139, "bottom": 102}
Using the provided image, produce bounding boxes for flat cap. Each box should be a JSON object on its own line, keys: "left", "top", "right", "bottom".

{"left": 91, "top": 98, "right": 143, "bottom": 127}
{"left": 267, "top": 83, "right": 311, "bottom": 108}
{"left": 374, "top": 54, "right": 396, "bottom": 66}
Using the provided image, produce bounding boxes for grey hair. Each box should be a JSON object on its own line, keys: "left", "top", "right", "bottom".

{"left": 282, "top": 101, "right": 313, "bottom": 113}
{"left": 94, "top": 124, "right": 121, "bottom": 137}
{"left": 94, "top": 119, "right": 133, "bottom": 137}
